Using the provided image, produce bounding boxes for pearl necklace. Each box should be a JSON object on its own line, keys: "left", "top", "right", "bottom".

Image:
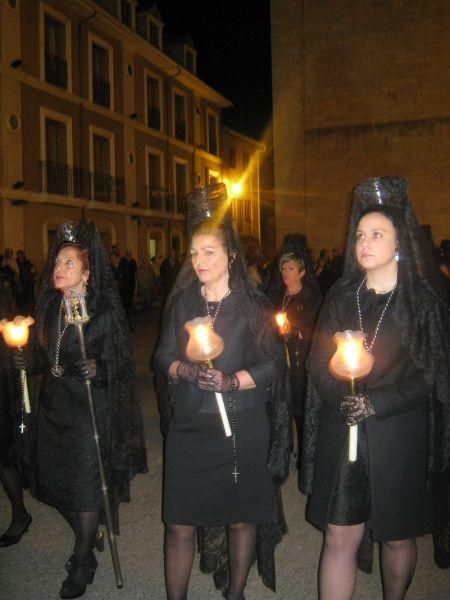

{"left": 203, "top": 288, "right": 231, "bottom": 329}
{"left": 356, "top": 276, "right": 397, "bottom": 353}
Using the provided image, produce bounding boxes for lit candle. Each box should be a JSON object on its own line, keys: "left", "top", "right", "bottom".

{"left": 275, "top": 311, "right": 291, "bottom": 336}
{"left": 329, "top": 330, "right": 374, "bottom": 461}
{"left": 184, "top": 317, "right": 231, "bottom": 437}
{"left": 0, "top": 316, "right": 35, "bottom": 414}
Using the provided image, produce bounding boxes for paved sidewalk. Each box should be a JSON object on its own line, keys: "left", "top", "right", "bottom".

{"left": 1, "top": 307, "right": 449, "bottom": 599}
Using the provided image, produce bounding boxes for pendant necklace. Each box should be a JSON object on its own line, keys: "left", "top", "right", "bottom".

{"left": 204, "top": 287, "right": 231, "bottom": 328}
{"left": 356, "top": 276, "right": 397, "bottom": 353}
{"left": 281, "top": 286, "right": 301, "bottom": 313}
{"left": 203, "top": 287, "right": 239, "bottom": 483}
{"left": 51, "top": 300, "right": 69, "bottom": 377}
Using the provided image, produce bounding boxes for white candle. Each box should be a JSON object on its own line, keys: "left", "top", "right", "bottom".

{"left": 348, "top": 424, "right": 358, "bottom": 462}
{"left": 214, "top": 391, "right": 232, "bottom": 437}
{"left": 21, "top": 369, "right": 31, "bottom": 414}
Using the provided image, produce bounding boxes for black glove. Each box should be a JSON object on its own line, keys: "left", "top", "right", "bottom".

{"left": 176, "top": 361, "right": 209, "bottom": 385}
{"left": 199, "top": 369, "right": 240, "bottom": 393}
{"left": 340, "top": 394, "right": 375, "bottom": 426}
{"left": 76, "top": 358, "right": 97, "bottom": 381}
{"left": 11, "top": 348, "right": 29, "bottom": 371}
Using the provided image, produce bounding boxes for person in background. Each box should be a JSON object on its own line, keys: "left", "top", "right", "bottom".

{"left": 0, "top": 337, "right": 31, "bottom": 548}
{"left": 137, "top": 256, "right": 154, "bottom": 310}
{"left": 267, "top": 236, "right": 322, "bottom": 471}
{"left": 300, "top": 176, "right": 449, "bottom": 600}
{"left": 160, "top": 250, "right": 180, "bottom": 301}
{"left": 16, "top": 250, "right": 36, "bottom": 314}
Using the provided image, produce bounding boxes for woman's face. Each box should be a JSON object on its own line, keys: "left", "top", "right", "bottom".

{"left": 190, "top": 233, "right": 229, "bottom": 287}
{"left": 355, "top": 212, "right": 397, "bottom": 273}
{"left": 281, "top": 260, "right": 304, "bottom": 289}
{"left": 53, "top": 246, "right": 89, "bottom": 296}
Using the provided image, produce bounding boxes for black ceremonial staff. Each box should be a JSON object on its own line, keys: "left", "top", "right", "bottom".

{"left": 63, "top": 291, "right": 123, "bottom": 589}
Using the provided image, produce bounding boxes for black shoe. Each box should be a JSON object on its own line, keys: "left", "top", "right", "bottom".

{"left": 0, "top": 513, "right": 32, "bottom": 547}
{"left": 65, "top": 531, "right": 104, "bottom": 572}
{"left": 59, "top": 554, "right": 97, "bottom": 599}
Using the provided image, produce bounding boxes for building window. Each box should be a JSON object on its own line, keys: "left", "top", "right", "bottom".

{"left": 120, "top": 0, "right": 133, "bottom": 28}
{"left": 242, "top": 152, "right": 250, "bottom": 170}
{"left": 40, "top": 4, "right": 71, "bottom": 91}
{"left": 39, "top": 108, "right": 73, "bottom": 196}
{"left": 207, "top": 110, "right": 219, "bottom": 155}
{"left": 228, "top": 147, "right": 236, "bottom": 169}
{"left": 146, "top": 150, "right": 164, "bottom": 210}
{"left": 145, "top": 74, "right": 161, "bottom": 130}
{"left": 89, "top": 127, "right": 123, "bottom": 203}
{"left": 92, "top": 44, "right": 110, "bottom": 107}
{"left": 185, "top": 47, "right": 196, "bottom": 74}
{"left": 174, "top": 92, "right": 187, "bottom": 142}
{"left": 88, "top": 34, "right": 114, "bottom": 110}
{"left": 149, "top": 19, "right": 161, "bottom": 49}
{"left": 174, "top": 161, "right": 188, "bottom": 214}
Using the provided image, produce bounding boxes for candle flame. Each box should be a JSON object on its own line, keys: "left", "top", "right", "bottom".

{"left": 275, "top": 312, "right": 286, "bottom": 327}
{"left": 341, "top": 339, "right": 360, "bottom": 371}
{"left": 0, "top": 316, "right": 34, "bottom": 348}
{"left": 194, "top": 324, "right": 211, "bottom": 355}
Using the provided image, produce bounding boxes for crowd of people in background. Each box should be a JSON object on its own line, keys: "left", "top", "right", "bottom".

{"left": 0, "top": 248, "right": 37, "bottom": 319}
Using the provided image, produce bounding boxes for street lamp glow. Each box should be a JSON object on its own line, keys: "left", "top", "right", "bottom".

{"left": 231, "top": 182, "right": 242, "bottom": 196}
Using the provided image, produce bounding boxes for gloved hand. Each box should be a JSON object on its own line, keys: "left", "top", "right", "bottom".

{"left": 76, "top": 358, "right": 97, "bottom": 381}
{"left": 176, "top": 361, "right": 209, "bottom": 386}
{"left": 11, "top": 348, "right": 29, "bottom": 371}
{"left": 199, "top": 369, "right": 240, "bottom": 393}
{"left": 340, "top": 394, "right": 375, "bottom": 426}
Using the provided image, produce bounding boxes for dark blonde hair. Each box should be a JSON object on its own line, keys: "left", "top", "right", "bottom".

{"left": 279, "top": 252, "right": 305, "bottom": 272}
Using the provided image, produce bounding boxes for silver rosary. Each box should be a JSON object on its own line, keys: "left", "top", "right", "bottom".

{"left": 204, "top": 288, "right": 231, "bottom": 328}
{"left": 356, "top": 277, "right": 397, "bottom": 353}
{"left": 51, "top": 300, "right": 69, "bottom": 377}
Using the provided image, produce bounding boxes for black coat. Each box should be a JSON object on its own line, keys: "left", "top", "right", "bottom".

{"left": 300, "top": 279, "right": 448, "bottom": 541}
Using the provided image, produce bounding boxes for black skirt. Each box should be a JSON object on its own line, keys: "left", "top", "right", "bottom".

{"left": 163, "top": 402, "right": 275, "bottom": 526}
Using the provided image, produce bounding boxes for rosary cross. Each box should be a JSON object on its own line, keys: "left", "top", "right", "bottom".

{"left": 232, "top": 466, "right": 240, "bottom": 483}
{"left": 19, "top": 422, "right": 26, "bottom": 434}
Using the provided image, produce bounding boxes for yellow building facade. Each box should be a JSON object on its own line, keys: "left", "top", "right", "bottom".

{"left": 0, "top": 0, "right": 264, "bottom": 273}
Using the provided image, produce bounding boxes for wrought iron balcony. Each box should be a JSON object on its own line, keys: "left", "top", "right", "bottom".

{"left": 165, "top": 191, "right": 175, "bottom": 213}
{"left": 93, "top": 78, "right": 111, "bottom": 108}
{"left": 45, "top": 53, "right": 68, "bottom": 89}
{"left": 90, "top": 172, "right": 125, "bottom": 204}
{"left": 39, "top": 162, "right": 125, "bottom": 204}
{"left": 147, "top": 107, "right": 161, "bottom": 130}
{"left": 176, "top": 194, "right": 186, "bottom": 214}
{"left": 145, "top": 187, "right": 165, "bottom": 211}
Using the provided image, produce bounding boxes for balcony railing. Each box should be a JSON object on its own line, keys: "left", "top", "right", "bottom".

{"left": 145, "top": 187, "right": 165, "bottom": 211}
{"left": 175, "top": 119, "right": 186, "bottom": 141}
{"left": 93, "top": 78, "right": 111, "bottom": 107}
{"left": 147, "top": 107, "right": 161, "bottom": 130}
{"left": 39, "top": 162, "right": 125, "bottom": 204}
{"left": 176, "top": 194, "right": 186, "bottom": 214}
{"left": 45, "top": 53, "right": 68, "bottom": 88}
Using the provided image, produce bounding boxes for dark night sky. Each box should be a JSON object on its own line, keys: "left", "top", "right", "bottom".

{"left": 139, "top": 1, "right": 272, "bottom": 140}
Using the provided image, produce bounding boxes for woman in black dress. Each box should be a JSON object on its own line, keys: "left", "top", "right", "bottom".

{"left": 0, "top": 338, "right": 32, "bottom": 547}
{"left": 154, "top": 183, "right": 291, "bottom": 600}
{"left": 268, "top": 241, "right": 322, "bottom": 468}
{"left": 14, "top": 220, "right": 147, "bottom": 599}
{"left": 300, "top": 176, "right": 449, "bottom": 599}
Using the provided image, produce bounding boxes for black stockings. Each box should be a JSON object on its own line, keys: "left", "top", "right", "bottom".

{"left": 319, "top": 524, "right": 416, "bottom": 600}
{"left": 164, "top": 524, "right": 196, "bottom": 600}
{"left": 58, "top": 509, "right": 100, "bottom": 563}
{"left": 226, "top": 522, "right": 257, "bottom": 600}
{"left": 319, "top": 523, "right": 365, "bottom": 600}
{"left": 0, "top": 464, "right": 28, "bottom": 536}
{"left": 164, "top": 522, "right": 257, "bottom": 600}
{"left": 380, "top": 539, "right": 417, "bottom": 600}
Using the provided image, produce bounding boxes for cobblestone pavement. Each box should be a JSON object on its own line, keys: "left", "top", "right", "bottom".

{"left": 1, "top": 307, "right": 449, "bottom": 599}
